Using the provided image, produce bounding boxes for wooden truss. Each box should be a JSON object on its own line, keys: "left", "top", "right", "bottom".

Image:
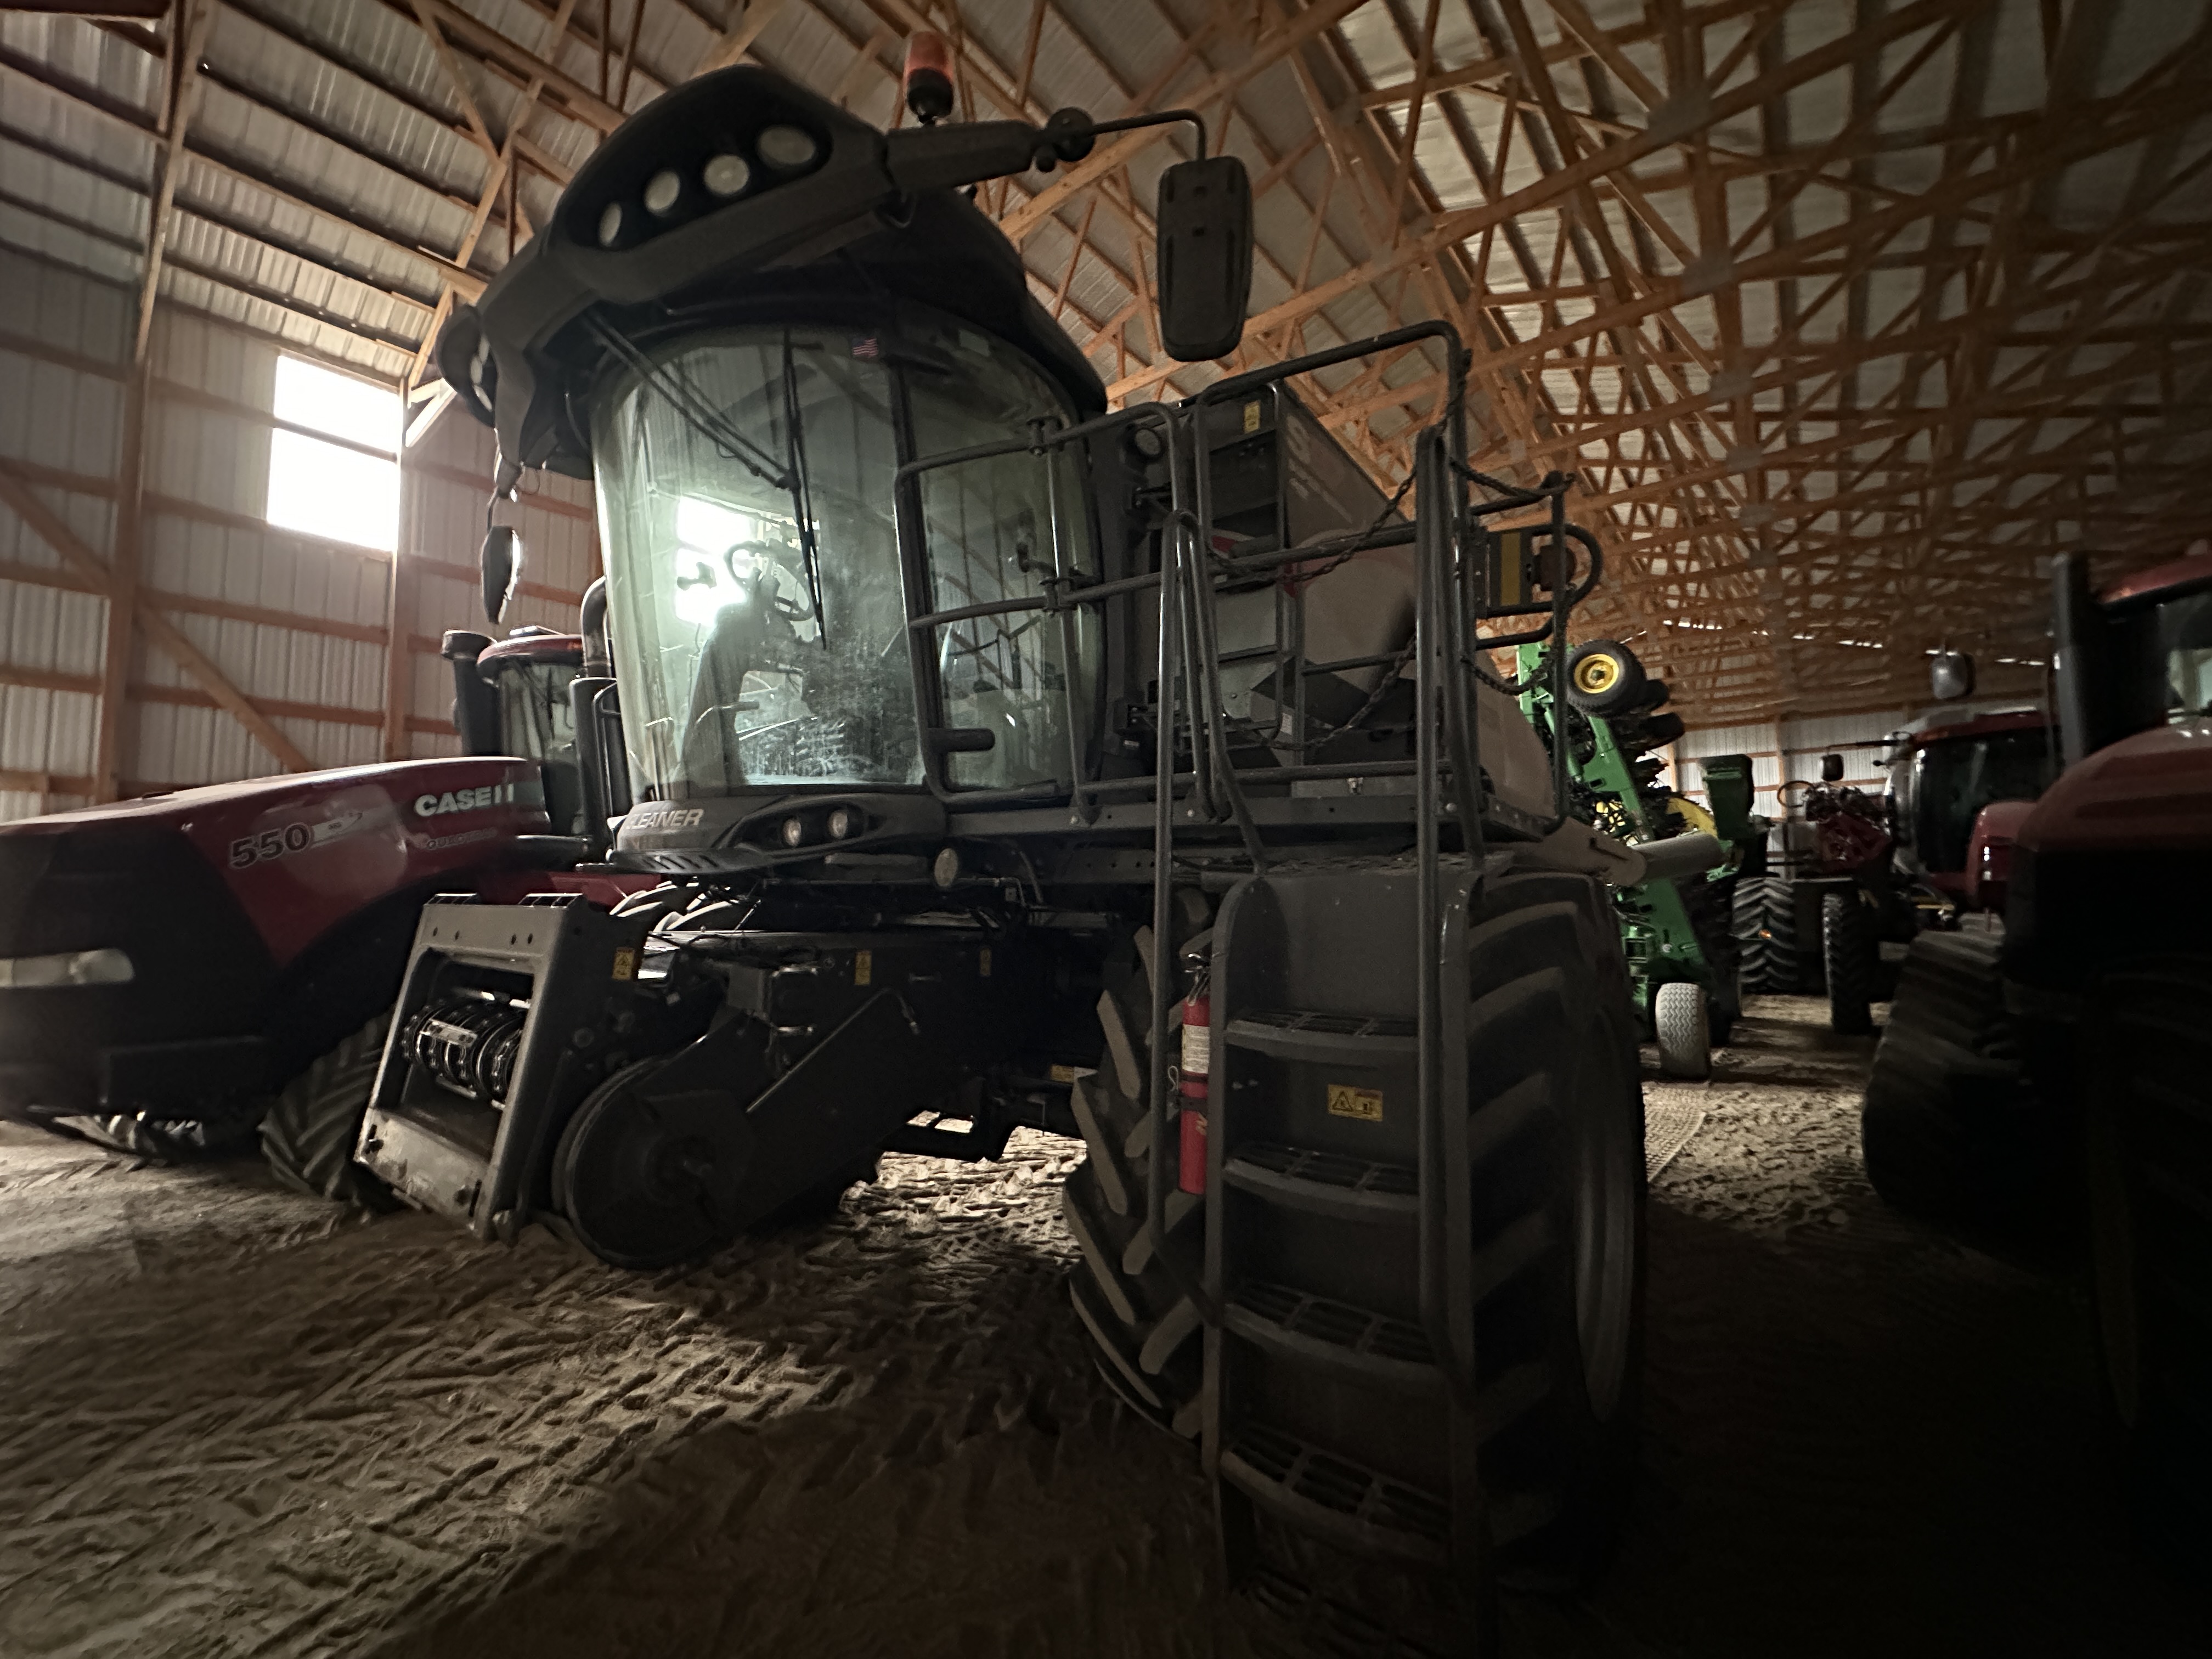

{"left": 4, "top": 0, "right": 2209, "bottom": 750}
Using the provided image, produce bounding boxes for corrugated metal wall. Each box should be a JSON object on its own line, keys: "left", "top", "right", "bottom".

{"left": 0, "top": 243, "right": 595, "bottom": 824}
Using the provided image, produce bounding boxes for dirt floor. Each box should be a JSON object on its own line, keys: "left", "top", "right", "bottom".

{"left": 1, "top": 997, "right": 2205, "bottom": 1658}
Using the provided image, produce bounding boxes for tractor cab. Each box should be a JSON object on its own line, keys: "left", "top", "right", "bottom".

{"left": 1883, "top": 710, "right": 2055, "bottom": 901}
{"left": 2058, "top": 543, "right": 2212, "bottom": 761}
{"left": 439, "top": 628, "right": 586, "bottom": 835}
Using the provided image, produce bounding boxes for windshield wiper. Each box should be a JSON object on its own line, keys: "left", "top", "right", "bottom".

{"left": 781, "top": 327, "right": 829, "bottom": 648}
{"left": 585, "top": 313, "right": 791, "bottom": 489}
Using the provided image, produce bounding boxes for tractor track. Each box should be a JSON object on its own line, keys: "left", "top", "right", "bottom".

{"left": 0, "top": 1000, "right": 2204, "bottom": 1657}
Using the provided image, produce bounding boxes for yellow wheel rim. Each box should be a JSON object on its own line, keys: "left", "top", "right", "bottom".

{"left": 1573, "top": 652, "right": 1622, "bottom": 695}
{"left": 1669, "top": 795, "right": 1716, "bottom": 838}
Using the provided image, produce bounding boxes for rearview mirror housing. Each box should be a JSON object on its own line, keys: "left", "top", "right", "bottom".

{"left": 482, "top": 525, "right": 523, "bottom": 624}
{"left": 1929, "top": 648, "right": 1976, "bottom": 701}
{"left": 1155, "top": 156, "right": 1252, "bottom": 362}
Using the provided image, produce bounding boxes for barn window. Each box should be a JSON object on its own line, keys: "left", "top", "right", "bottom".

{"left": 264, "top": 356, "right": 401, "bottom": 552}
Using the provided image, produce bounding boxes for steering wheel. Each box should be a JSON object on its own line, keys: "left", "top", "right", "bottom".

{"left": 724, "top": 540, "right": 815, "bottom": 625}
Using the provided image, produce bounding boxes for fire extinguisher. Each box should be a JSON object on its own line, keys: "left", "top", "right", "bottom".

{"left": 1177, "top": 968, "right": 1210, "bottom": 1195}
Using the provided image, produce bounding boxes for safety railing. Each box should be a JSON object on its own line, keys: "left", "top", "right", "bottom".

{"left": 894, "top": 323, "right": 1609, "bottom": 1383}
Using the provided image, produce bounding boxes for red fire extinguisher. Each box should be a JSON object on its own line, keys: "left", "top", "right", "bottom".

{"left": 1177, "top": 969, "right": 1210, "bottom": 1195}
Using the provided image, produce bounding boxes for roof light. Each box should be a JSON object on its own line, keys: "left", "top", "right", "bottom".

{"left": 597, "top": 202, "right": 625, "bottom": 247}
{"left": 644, "top": 169, "right": 682, "bottom": 216}
{"left": 757, "top": 125, "right": 820, "bottom": 173}
{"left": 827, "top": 806, "right": 861, "bottom": 840}
{"left": 703, "top": 153, "right": 752, "bottom": 198}
{"left": 780, "top": 816, "right": 808, "bottom": 848}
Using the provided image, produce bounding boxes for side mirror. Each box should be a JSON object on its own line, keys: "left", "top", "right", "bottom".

{"left": 1820, "top": 752, "right": 1844, "bottom": 783}
{"left": 1155, "top": 156, "right": 1252, "bottom": 362}
{"left": 1929, "top": 648, "right": 1975, "bottom": 701}
{"left": 482, "top": 524, "right": 522, "bottom": 624}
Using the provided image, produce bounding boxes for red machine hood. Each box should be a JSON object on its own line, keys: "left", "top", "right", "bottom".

{"left": 0, "top": 758, "right": 551, "bottom": 966}
{"left": 2017, "top": 721, "right": 2212, "bottom": 855}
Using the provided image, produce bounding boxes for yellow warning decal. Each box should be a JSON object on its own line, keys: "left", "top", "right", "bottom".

{"left": 1243, "top": 399, "right": 1262, "bottom": 435}
{"left": 854, "top": 949, "right": 872, "bottom": 986}
{"left": 979, "top": 946, "right": 992, "bottom": 978}
{"left": 1327, "top": 1084, "right": 1384, "bottom": 1122}
{"left": 610, "top": 947, "right": 637, "bottom": 981}
{"left": 1050, "top": 1063, "right": 1081, "bottom": 1085}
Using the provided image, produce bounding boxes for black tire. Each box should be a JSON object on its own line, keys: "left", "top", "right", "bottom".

{"left": 2084, "top": 962, "right": 2212, "bottom": 1561}
{"left": 1564, "top": 639, "right": 1647, "bottom": 718}
{"left": 1860, "top": 930, "right": 2040, "bottom": 1226}
{"left": 1063, "top": 928, "right": 1205, "bottom": 1440}
{"left": 1824, "top": 893, "right": 1878, "bottom": 1034}
{"left": 47, "top": 1106, "right": 262, "bottom": 1162}
{"left": 1679, "top": 871, "right": 1741, "bottom": 1042}
{"left": 1734, "top": 876, "right": 1796, "bottom": 994}
{"left": 1463, "top": 872, "right": 1646, "bottom": 1591}
{"left": 260, "top": 1014, "right": 393, "bottom": 1205}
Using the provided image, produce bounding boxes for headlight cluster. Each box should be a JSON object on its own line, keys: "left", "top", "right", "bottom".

{"left": 595, "top": 124, "right": 825, "bottom": 249}
{"left": 0, "top": 947, "right": 133, "bottom": 989}
{"left": 777, "top": 804, "right": 866, "bottom": 849}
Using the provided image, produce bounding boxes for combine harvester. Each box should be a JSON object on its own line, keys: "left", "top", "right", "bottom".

{"left": 1865, "top": 545, "right": 2212, "bottom": 1559}
{"left": 0, "top": 619, "right": 634, "bottom": 1194}
{"left": 347, "top": 45, "right": 1729, "bottom": 1632}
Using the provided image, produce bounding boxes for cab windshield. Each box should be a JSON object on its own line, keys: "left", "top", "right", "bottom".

{"left": 2117, "top": 589, "right": 2212, "bottom": 724}
{"left": 492, "top": 659, "right": 577, "bottom": 764}
{"left": 592, "top": 317, "right": 1091, "bottom": 801}
{"left": 1895, "top": 726, "right": 2052, "bottom": 872}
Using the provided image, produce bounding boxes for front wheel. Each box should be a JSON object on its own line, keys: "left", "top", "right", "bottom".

{"left": 1460, "top": 872, "right": 1646, "bottom": 1590}
{"left": 1653, "top": 980, "right": 1711, "bottom": 1080}
{"left": 261, "top": 1014, "right": 393, "bottom": 1205}
{"left": 1062, "top": 930, "right": 1204, "bottom": 1439}
{"left": 1824, "top": 893, "right": 1878, "bottom": 1034}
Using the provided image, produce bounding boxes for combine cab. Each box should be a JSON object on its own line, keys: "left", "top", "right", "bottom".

{"left": 0, "top": 624, "right": 635, "bottom": 1183}
{"left": 1864, "top": 544, "right": 2212, "bottom": 1556}
{"left": 346, "top": 55, "right": 1674, "bottom": 1629}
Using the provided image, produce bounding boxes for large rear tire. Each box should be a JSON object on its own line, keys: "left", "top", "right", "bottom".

{"left": 260, "top": 1015, "right": 393, "bottom": 1205}
{"left": 1824, "top": 892, "right": 1878, "bottom": 1034}
{"left": 1063, "top": 935, "right": 1204, "bottom": 1439}
{"left": 2084, "top": 962, "right": 2212, "bottom": 1562}
{"left": 1463, "top": 872, "right": 1647, "bottom": 1591}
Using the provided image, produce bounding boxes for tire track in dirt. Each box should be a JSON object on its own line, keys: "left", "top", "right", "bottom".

{"left": 2, "top": 1005, "right": 2206, "bottom": 1657}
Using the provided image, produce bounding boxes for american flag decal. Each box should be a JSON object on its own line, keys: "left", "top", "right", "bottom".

{"left": 850, "top": 336, "right": 881, "bottom": 359}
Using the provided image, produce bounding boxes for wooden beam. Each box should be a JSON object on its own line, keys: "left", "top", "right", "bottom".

{"left": 0, "top": 461, "right": 313, "bottom": 772}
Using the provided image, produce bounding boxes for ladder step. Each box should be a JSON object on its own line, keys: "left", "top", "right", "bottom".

{"left": 1226, "top": 1280, "right": 1443, "bottom": 1395}
{"left": 1224, "top": 1142, "right": 1418, "bottom": 1223}
{"left": 1220, "top": 1424, "right": 1450, "bottom": 1566}
{"left": 1224, "top": 1008, "right": 1417, "bottom": 1064}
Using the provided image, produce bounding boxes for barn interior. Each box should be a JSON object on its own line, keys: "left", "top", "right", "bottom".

{"left": 0, "top": 1, "right": 2208, "bottom": 1654}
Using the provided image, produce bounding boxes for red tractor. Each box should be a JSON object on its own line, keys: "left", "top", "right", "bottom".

{"left": 1737, "top": 709, "right": 2056, "bottom": 1033}
{"left": 1863, "top": 543, "right": 2212, "bottom": 1557}
{"left": 0, "top": 619, "right": 636, "bottom": 1192}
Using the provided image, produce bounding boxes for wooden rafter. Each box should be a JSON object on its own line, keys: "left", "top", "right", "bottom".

{"left": 0, "top": 0, "right": 2207, "bottom": 732}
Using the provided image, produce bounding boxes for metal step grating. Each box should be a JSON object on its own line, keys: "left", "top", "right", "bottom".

{"left": 1239, "top": 1008, "right": 1417, "bottom": 1040}
{"left": 1238, "top": 1141, "right": 1418, "bottom": 1197}
{"left": 1239, "top": 1280, "right": 1434, "bottom": 1367}
{"left": 1231, "top": 1424, "right": 1451, "bottom": 1544}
